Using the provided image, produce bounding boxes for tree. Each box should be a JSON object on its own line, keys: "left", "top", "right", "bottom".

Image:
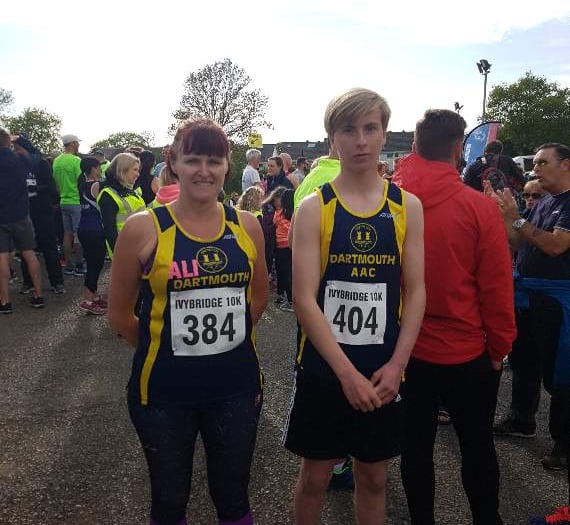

{"left": 486, "top": 72, "right": 570, "bottom": 156}
{"left": 5, "top": 107, "right": 62, "bottom": 153}
{"left": 225, "top": 142, "right": 249, "bottom": 195}
{"left": 90, "top": 131, "right": 154, "bottom": 150}
{"left": 172, "top": 58, "right": 271, "bottom": 141}
{"left": 0, "top": 88, "right": 14, "bottom": 120}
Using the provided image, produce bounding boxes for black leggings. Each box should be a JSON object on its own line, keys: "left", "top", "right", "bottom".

{"left": 77, "top": 230, "right": 106, "bottom": 294}
{"left": 274, "top": 247, "right": 292, "bottom": 301}
{"left": 128, "top": 391, "right": 262, "bottom": 525}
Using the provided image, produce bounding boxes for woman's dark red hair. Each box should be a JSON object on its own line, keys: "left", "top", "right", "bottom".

{"left": 169, "top": 118, "right": 232, "bottom": 181}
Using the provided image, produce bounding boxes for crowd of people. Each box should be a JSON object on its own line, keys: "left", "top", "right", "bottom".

{"left": 0, "top": 86, "right": 569, "bottom": 525}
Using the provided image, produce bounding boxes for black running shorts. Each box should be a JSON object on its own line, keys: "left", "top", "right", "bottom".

{"left": 282, "top": 369, "right": 404, "bottom": 463}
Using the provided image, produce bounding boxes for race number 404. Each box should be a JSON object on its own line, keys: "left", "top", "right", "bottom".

{"left": 170, "top": 287, "right": 246, "bottom": 356}
{"left": 323, "top": 281, "right": 387, "bottom": 346}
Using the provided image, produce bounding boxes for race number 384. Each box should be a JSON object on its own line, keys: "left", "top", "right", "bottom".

{"left": 170, "top": 287, "right": 246, "bottom": 356}
{"left": 324, "top": 281, "right": 386, "bottom": 345}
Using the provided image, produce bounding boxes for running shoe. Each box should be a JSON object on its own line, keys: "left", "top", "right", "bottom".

{"left": 74, "top": 264, "right": 87, "bottom": 276}
{"left": 63, "top": 266, "right": 75, "bottom": 275}
{"left": 94, "top": 296, "right": 108, "bottom": 309}
{"left": 0, "top": 302, "right": 13, "bottom": 314}
{"left": 529, "top": 505, "right": 570, "bottom": 524}
{"left": 30, "top": 296, "right": 45, "bottom": 309}
{"left": 328, "top": 458, "right": 354, "bottom": 491}
{"left": 541, "top": 443, "right": 568, "bottom": 471}
{"left": 51, "top": 284, "right": 66, "bottom": 294}
{"left": 19, "top": 285, "right": 34, "bottom": 295}
{"left": 79, "top": 300, "right": 106, "bottom": 315}
{"left": 493, "top": 417, "right": 536, "bottom": 438}
{"left": 279, "top": 300, "right": 294, "bottom": 312}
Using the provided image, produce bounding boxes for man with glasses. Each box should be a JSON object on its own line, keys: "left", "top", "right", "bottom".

{"left": 489, "top": 144, "right": 570, "bottom": 490}
{"left": 494, "top": 175, "right": 546, "bottom": 440}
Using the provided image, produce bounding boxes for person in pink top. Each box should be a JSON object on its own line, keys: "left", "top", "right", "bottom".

{"left": 150, "top": 165, "right": 180, "bottom": 208}
{"left": 273, "top": 188, "right": 294, "bottom": 312}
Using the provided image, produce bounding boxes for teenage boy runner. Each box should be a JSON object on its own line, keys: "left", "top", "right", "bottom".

{"left": 284, "top": 88, "right": 425, "bottom": 525}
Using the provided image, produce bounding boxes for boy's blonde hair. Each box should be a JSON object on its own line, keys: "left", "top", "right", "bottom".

{"left": 324, "top": 88, "right": 391, "bottom": 137}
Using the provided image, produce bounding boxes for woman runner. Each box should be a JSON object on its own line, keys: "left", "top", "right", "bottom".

{"left": 108, "top": 118, "right": 268, "bottom": 525}
{"left": 77, "top": 156, "right": 107, "bottom": 314}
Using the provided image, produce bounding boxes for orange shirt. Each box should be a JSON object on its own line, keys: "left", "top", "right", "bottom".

{"left": 273, "top": 209, "right": 291, "bottom": 248}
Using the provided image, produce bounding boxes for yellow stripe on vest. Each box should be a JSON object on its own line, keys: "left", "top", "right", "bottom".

{"left": 139, "top": 210, "right": 176, "bottom": 405}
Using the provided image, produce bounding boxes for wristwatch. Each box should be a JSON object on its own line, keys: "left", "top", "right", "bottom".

{"left": 512, "top": 218, "right": 527, "bottom": 231}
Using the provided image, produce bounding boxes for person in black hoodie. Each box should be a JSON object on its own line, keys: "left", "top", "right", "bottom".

{"left": 266, "top": 156, "right": 296, "bottom": 193}
{"left": 134, "top": 149, "right": 157, "bottom": 205}
{"left": 14, "top": 139, "right": 65, "bottom": 295}
{"left": 463, "top": 140, "right": 525, "bottom": 192}
{"left": 0, "top": 128, "right": 44, "bottom": 312}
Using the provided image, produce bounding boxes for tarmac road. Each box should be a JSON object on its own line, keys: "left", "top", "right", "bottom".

{"left": 0, "top": 268, "right": 567, "bottom": 525}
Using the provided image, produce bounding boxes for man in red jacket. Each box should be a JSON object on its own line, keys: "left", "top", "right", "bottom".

{"left": 396, "top": 109, "right": 516, "bottom": 525}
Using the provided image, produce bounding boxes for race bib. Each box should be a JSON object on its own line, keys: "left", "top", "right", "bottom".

{"left": 170, "top": 287, "right": 246, "bottom": 356}
{"left": 323, "top": 280, "right": 386, "bottom": 346}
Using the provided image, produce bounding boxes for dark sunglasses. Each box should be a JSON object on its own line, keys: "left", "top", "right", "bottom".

{"left": 522, "top": 192, "right": 544, "bottom": 199}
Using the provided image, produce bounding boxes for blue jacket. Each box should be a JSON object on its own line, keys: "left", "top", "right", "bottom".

{"left": 515, "top": 275, "right": 570, "bottom": 387}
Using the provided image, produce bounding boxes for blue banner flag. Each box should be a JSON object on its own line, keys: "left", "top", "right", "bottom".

{"left": 463, "top": 121, "right": 500, "bottom": 168}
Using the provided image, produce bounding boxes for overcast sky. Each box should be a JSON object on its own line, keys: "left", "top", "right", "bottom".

{"left": 1, "top": 1, "right": 569, "bottom": 152}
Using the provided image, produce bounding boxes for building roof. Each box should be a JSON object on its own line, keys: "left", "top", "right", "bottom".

{"left": 259, "top": 140, "right": 330, "bottom": 162}
{"left": 259, "top": 131, "right": 414, "bottom": 163}
{"left": 93, "top": 131, "right": 414, "bottom": 167}
{"left": 385, "top": 131, "right": 414, "bottom": 152}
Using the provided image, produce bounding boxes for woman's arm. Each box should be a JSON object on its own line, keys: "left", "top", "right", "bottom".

{"left": 91, "top": 181, "right": 100, "bottom": 199}
{"left": 108, "top": 212, "right": 157, "bottom": 347}
{"left": 286, "top": 173, "right": 300, "bottom": 189}
{"left": 239, "top": 210, "right": 269, "bottom": 325}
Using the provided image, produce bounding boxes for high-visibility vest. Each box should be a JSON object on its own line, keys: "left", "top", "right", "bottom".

{"left": 97, "top": 186, "right": 146, "bottom": 255}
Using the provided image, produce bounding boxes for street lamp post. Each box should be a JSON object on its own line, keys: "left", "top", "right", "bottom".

{"left": 476, "top": 59, "right": 492, "bottom": 121}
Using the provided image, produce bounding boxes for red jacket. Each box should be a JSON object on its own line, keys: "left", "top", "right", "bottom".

{"left": 396, "top": 154, "right": 516, "bottom": 364}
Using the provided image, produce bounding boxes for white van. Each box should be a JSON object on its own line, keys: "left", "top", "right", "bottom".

{"left": 513, "top": 155, "right": 534, "bottom": 173}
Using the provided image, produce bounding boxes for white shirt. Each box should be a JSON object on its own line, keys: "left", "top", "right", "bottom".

{"left": 242, "top": 165, "right": 261, "bottom": 193}
{"left": 293, "top": 168, "right": 305, "bottom": 184}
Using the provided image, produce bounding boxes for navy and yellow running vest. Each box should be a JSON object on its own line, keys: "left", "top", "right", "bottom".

{"left": 129, "top": 204, "right": 261, "bottom": 406}
{"left": 296, "top": 181, "right": 407, "bottom": 379}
